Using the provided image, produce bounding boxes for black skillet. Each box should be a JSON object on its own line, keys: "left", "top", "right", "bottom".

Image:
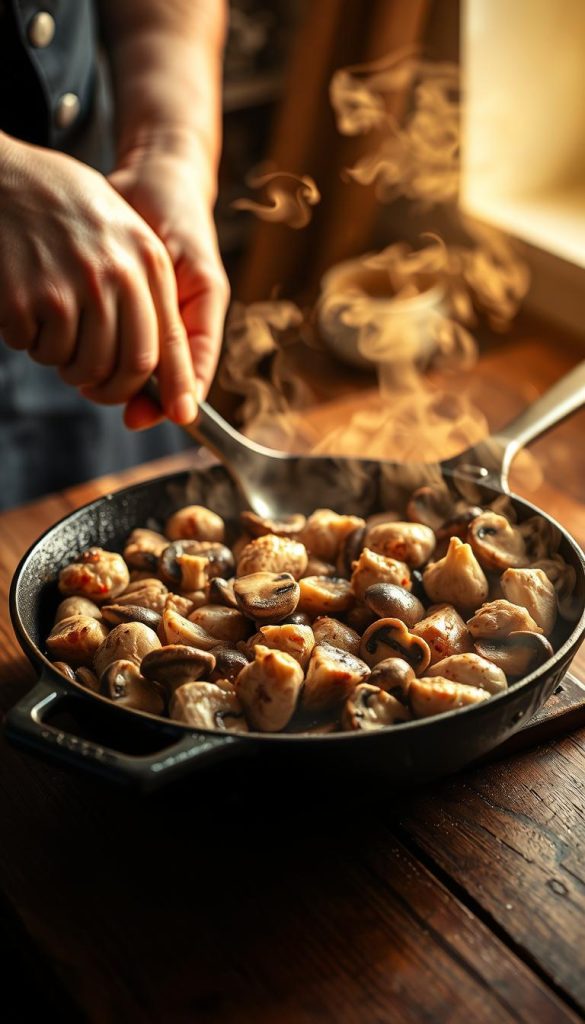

{"left": 6, "top": 363, "right": 585, "bottom": 789}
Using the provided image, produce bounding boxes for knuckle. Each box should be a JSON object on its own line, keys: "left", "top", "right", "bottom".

{"left": 126, "top": 346, "right": 158, "bottom": 376}
{"left": 140, "top": 234, "right": 169, "bottom": 275}
{"left": 37, "top": 284, "right": 74, "bottom": 324}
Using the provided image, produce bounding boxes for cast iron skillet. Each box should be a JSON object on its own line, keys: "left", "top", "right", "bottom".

{"left": 6, "top": 365, "right": 585, "bottom": 789}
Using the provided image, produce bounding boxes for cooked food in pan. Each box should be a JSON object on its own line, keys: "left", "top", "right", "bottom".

{"left": 45, "top": 493, "right": 577, "bottom": 734}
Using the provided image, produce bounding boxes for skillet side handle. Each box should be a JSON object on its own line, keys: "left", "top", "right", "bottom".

{"left": 495, "top": 361, "right": 585, "bottom": 485}
{"left": 4, "top": 675, "right": 243, "bottom": 791}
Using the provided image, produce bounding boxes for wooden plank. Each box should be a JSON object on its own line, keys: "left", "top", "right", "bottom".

{"left": 0, "top": 738, "right": 577, "bottom": 1024}
{"left": 399, "top": 729, "right": 585, "bottom": 1013}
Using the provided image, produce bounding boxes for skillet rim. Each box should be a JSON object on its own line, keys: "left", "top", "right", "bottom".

{"left": 9, "top": 467, "right": 585, "bottom": 745}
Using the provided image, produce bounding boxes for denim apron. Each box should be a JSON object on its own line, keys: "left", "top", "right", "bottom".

{"left": 0, "top": 1, "right": 188, "bottom": 508}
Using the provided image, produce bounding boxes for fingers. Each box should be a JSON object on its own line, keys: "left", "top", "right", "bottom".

{"left": 29, "top": 286, "right": 78, "bottom": 367}
{"left": 80, "top": 273, "right": 158, "bottom": 406}
{"left": 145, "top": 244, "right": 198, "bottom": 424}
{"left": 176, "top": 260, "right": 230, "bottom": 400}
{"left": 59, "top": 288, "right": 117, "bottom": 388}
{"left": 123, "top": 393, "right": 164, "bottom": 431}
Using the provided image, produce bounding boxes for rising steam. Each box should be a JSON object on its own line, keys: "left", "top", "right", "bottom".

{"left": 232, "top": 170, "right": 321, "bottom": 228}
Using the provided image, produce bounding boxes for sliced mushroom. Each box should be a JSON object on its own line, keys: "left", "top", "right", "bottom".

{"left": 365, "top": 521, "right": 436, "bottom": 568}
{"left": 467, "top": 599, "right": 542, "bottom": 638}
{"left": 368, "top": 657, "right": 415, "bottom": 698}
{"left": 253, "top": 623, "right": 315, "bottom": 668}
{"left": 233, "top": 572, "right": 300, "bottom": 623}
{"left": 236, "top": 534, "right": 308, "bottom": 579}
{"left": 58, "top": 547, "right": 130, "bottom": 602}
{"left": 312, "top": 616, "right": 360, "bottom": 656}
{"left": 47, "top": 615, "right": 109, "bottom": 667}
{"left": 123, "top": 528, "right": 169, "bottom": 572}
{"left": 351, "top": 548, "right": 411, "bottom": 601}
{"left": 426, "top": 653, "right": 507, "bottom": 694}
{"left": 336, "top": 525, "right": 366, "bottom": 579}
{"left": 501, "top": 567, "right": 557, "bottom": 635}
{"left": 165, "top": 505, "right": 225, "bottom": 543}
{"left": 530, "top": 555, "right": 579, "bottom": 623}
{"left": 342, "top": 684, "right": 411, "bottom": 731}
{"left": 93, "top": 621, "right": 161, "bottom": 678}
{"left": 159, "top": 541, "right": 234, "bottom": 589}
{"left": 54, "top": 596, "right": 102, "bottom": 624}
{"left": 301, "top": 643, "right": 370, "bottom": 714}
{"left": 101, "top": 659, "right": 166, "bottom": 715}
{"left": 207, "top": 577, "right": 238, "bottom": 609}
{"left": 412, "top": 606, "right": 473, "bottom": 665}
{"left": 101, "top": 604, "right": 162, "bottom": 631}
{"left": 468, "top": 512, "right": 527, "bottom": 571}
{"left": 210, "top": 647, "right": 250, "bottom": 684}
{"left": 236, "top": 644, "right": 304, "bottom": 731}
{"left": 423, "top": 537, "right": 488, "bottom": 609}
{"left": 163, "top": 592, "right": 198, "bottom": 618}
{"left": 74, "top": 666, "right": 100, "bottom": 693}
{"left": 436, "top": 506, "right": 483, "bottom": 543}
{"left": 344, "top": 605, "right": 377, "bottom": 634}
{"left": 519, "top": 515, "right": 560, "bottom": 561}
{"left": 188, "top": 604, "right": 251, "bottom": 644}
{"left": 474, "top": 631, "right": 554, "bottom": 677}
{"left": 360, "top": 617, "right": 431, "bottom": 673}
{"left": 160, "top": 607, "right": 220, "bottom": 650}
{"left": 141, "top": 644, "right": 216, "bottom": 693}
{"left": 300, "top": 509, "right": 366, "bottom": 562}
{"left": 409, "top": 676, "right": 490, "bottom": 718}
{"left": 297, "top": 576, "right": 354, "bottom": 616}
{"left": 170, "top": 681, "right": 248, "bottom": 732}
{"left": 364, "top": 583, "right": 425, "bottom": 628}
{"left": 240, "top": 510, "right": 306, "bottom": 539}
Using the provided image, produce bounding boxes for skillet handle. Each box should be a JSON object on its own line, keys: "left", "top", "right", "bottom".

{"left": 5, "top": 674, "right": 243, "bottom": 790}
{"left": 495, "top": 360, "right": 585, "bottom": 483}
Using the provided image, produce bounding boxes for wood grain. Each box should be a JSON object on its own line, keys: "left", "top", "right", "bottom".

{"left": 399, "top": 731, "right": 585, "bottom": 1012}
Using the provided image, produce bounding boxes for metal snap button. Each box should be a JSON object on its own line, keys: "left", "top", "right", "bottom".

{"left": 28, "top": 11, "right": 55, "bottom": 48}
{"left": 55, "top": 92, "right": 80, "bottom": 129}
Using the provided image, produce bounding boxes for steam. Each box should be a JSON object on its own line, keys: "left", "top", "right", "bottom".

{"left": 330, "top": 52, "right": 460, "bottom": 205}
{"left": 232, "top": 170, "right": 321, "bottom": 228}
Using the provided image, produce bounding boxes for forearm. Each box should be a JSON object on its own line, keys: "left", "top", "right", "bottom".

{"left": 97, "top": 0, "right": 227, "bottom": 199}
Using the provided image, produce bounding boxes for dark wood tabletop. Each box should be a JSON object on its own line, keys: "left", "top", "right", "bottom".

{"left": 1, "top": 327, "right": 585, "bottom": 1023}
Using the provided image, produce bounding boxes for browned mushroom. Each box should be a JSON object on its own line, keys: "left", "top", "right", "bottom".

{"left": 300, "top": 509, "right": 366, "bottom": 562}
{"left": 123, "top": 528, "right": 169, "bottom": 572}
{"left": 297, "top": 576, "right": 354, "bottom": 616}
{"left": 74, "top": 666, "right": 100, "bottom": 693}
{"left": 58, "top": 547, "right": 130, "bottom": 602}
{"left": 165, "top": 504, "right": 225, "bottom": 543}
{"left": 468, "top": 512, "right": 528, "bottom": 571}
{"left": 368, "top": 657, "right": 415, "bottom": 698}
{"left": 210, "top": 647, "right": 251, "bottom": 683}
{"left": 54, "top": 596, "right": 102, "bottom": 623}
{"left": 141, "top": 643, "right": 216, "bottom": 693}
{"left": 342, "top": 684, "right": 411, "bottom": 730}
{"left": 474, "top": 631, "right": 554, "bottom": 677}
{"left": 101, "top": 659, "right": 166, "bottom": 715}
{"left": 101, "top": 604, "right": 162, "bottom": 631}
{"left": 240, "top": 510, "right": 306, "bottom": 539}
{"left": 301, "top": 643, "right": 370, "bottom": 714}
{"left": 312, "top": 616, "right": 361, "bottom": 656}
{"left": 93, "top": 621, "right": 161, "bottom": 678}
{"left": 412, "top": 606, "right": 473, "bottom": 665}
{"left": 233, "top": 572, "right": 300, "bottom": 622}
{"left": 52, "top": 661, "right": 76, "bottom": 681}
{"left": 501, "top": 567, "right": 557, "bottom": 635}
{"left": 360, "top": 617, "right": 431, "bottom": 673}
{"left": 236, "top": 644, "right": 304, "bottom": 730}
{"left": 364, "top": 583, "right": 425, "bottom": 628}
{"left": 236, "top": 534, "right": 308, "bottom": 579}
{"left": 170, "top": 682, "right": 248, "bottom": 732}
{"left": 47, "top": 615, "right": 109, "bottom": 667}
{"left": 336, "top": 525, "right": 366, "bottom": 578}
{"left": 115, "top": 581, "right": 169, "bottom": 614}
{"left": 207, "top": 577, "right": 238, "bottom": 609}
{"left": 159, "top": 541, "right": 234, "bottom": 589}
{"left": 160, "top": 607, "right": 220, "bottom": 649}
{"left": 252, "top": 623, "right": 315, "bottom": 668}
{"left": 188, "top": 604, "right": 251, "bottom": 644}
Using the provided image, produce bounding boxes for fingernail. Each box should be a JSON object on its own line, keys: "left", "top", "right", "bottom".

{"left": 195, "top": 379, "right": 205, "bottom": 403}
{"left": 171, "top": 392, "right": 197, "bottom": 424}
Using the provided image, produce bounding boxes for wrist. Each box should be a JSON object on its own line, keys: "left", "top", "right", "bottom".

{"left": 115, "top": 127, "right": 218, "bottom": 203}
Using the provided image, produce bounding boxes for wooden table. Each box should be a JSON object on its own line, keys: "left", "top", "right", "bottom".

{"left": 1, "top": 328, "right": 585, "bottom": 1023}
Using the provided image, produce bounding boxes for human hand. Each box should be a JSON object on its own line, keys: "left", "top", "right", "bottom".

{"left": 0, "top": 133, "right": 198, "bottom": 424}
{"left": 108, "top": 137, "right": 229, "bottom": 429}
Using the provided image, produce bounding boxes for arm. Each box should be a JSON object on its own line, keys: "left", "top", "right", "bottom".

{"left": 98, "top": 0, "right": 230, "bottom": 428}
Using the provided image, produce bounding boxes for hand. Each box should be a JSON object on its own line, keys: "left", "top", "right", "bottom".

{"left": 0, "top": 134, "right": 199, "bottom": 423}
{"left": 108, "top": 138, "right": 229, "bottom": 429}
